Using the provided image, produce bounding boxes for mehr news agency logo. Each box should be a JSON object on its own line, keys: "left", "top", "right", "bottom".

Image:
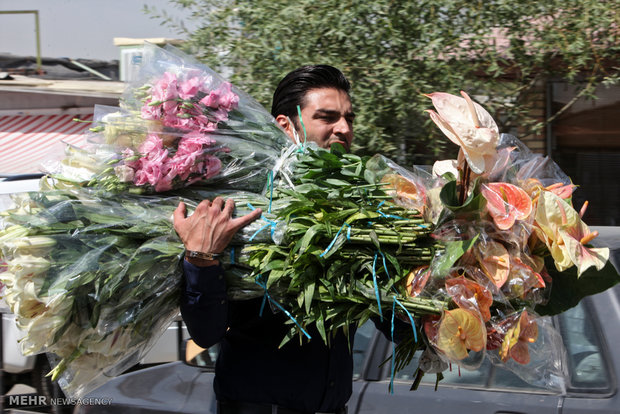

{"left": 7, "top": 394, "right": 113, "bottom": 407}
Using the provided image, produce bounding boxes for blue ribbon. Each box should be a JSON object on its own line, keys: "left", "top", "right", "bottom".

{"left": 388, "top": 296, "right": 420, "bottom": 394}
{"left": 372, "top": 253, "right": 383, "bottom": 322}
{"left": 255, "top": 275, "right": 312, "bottom": 340}
{"left": 247, "top": 202, "right": 278, "bottom": 241}
{"left": 376, "top": 200, "right": 407, "bottom": 220}
{"left": 319, "top": 223, "right": 351, "bottom": 258}
{"left": 393, "top": 296, "right": 418, "bottom": 343}
{"left": 296, "top": 105, "right": 307, "bottom": 151}
{"left": 390, "top": 300, "right": 396, "bottom": 394}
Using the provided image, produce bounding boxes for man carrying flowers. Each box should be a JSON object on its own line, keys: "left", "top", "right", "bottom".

{"left": 174, "top": 65, "right": 362, "bottom": 414}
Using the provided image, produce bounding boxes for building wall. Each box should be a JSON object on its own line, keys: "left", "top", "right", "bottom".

{"left": 0, "top": 91, "right": 119, "bottom": 112}
{"left": 517, "top": 79, "right": 547, "bottom": 155}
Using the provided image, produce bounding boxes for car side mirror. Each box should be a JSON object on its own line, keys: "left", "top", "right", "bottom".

{"left": 184, "top": 339, "right": 218, "bottom": 368}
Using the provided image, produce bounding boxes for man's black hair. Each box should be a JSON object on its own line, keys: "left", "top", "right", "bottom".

{"left": 271, "top": 65, "right": 351, "bottom": 120}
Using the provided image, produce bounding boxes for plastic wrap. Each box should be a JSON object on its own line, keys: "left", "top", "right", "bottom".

{"left": 44, "top": 43, "right": 291, "bottom": 194}
{"left": 0, "top": 187, "right": 274, "bottom": 397}
{"left": 2, "top": 59, "right": 618, "bottom": 399}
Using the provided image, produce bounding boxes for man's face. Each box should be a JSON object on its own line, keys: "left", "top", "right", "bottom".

{"left": 277, "top": 87, "right": 355, "bottom": 151}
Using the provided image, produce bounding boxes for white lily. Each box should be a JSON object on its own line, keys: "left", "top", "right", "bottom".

{"left": 6, "top": 255, "right": 51, "bottom": 279}
{"left": 3, "top": 236, "right": 57, "bottom": 257}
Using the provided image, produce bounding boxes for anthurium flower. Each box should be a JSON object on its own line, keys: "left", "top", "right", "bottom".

{"left": 404, "top": 265, "right": 431, "bottom": 297}
{"left": 425, "top": 91, "right": 499, "bottom": 175}
{"left": 500, "top": 310, "right": 538, "bottom": 364}
{"left": 521, "top": 178, "right": 576, "bottom": 203}
{"left": 381, "top": 174, "right": 427, "bottom": 213}
{"left": 436, "top": 308, "right": 486, "bottom": 361}
{"left": 445, "top": 276, "right": 493, "bottom": 321}
{"left": 432, "top": 159, "right": 459, "bottom": 179}
{"left": 481, "top": 182, "right": 532, "bottom": 230}
{"left": 535, "top": 191, "right": 609, "bottom": 275}
{"left": 474, "top": 239, "right": 510, "bottom": 288}
{"left": 503, "top": 257, "right": 545, "bottom": 299}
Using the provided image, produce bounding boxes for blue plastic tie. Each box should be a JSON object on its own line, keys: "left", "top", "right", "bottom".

{"left": 319, "top": 223, "right": 351, "bottom": 258}
{"left": 372, "top": 253, "right": 383, "bottom": 322}
{"left": 376, "top": 200, "right": 407, "bottom": 220}
{"left": 388, "top": 297, "right": 419, "bottom": 394}
{"left": 230, "top": 247, "right": 235, "bottom": 265}
{"left": 247, "top": 202, "right": 277, "bottom": 241}
{"left": 296, "top": 105, "right": 307, "bottom": 151}
{"left": 255, "top": 275, "right": 312, "bottom": 339}
{"left": 389, "top": 300, "right": 396, "bottom": 394}
{"left": 393, "top": 296, "right": 418, "bottom": 343}
{"left": 377, "top": 250, "right": 391, "bottom": 280}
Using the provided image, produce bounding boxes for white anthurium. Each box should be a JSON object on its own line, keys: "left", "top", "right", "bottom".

{"left": 426, "top": 91, "right": 500, "bottom": 174}
{"left": 432, "top": 159, "right": 459, "bottom": 179}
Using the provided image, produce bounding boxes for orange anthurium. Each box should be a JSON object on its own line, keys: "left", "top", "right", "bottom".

{"left": 481, "top": 182, "right": 533, "bottom": 230}
{"left": 521, "top": 178, "right": 576, "bottom": 202}
{"left": 445, "top": 276, "right": 493, "bottom": 322}
{"left": 500, "top": 311, "right": 538, "bottom": 364}
{"left": 503, "top": 257, "right": 546, "bottom": 299}
{"left": 436, "top": 308, "right": 487, "bottom": 361}
{"left": 404, "top": 266, "right": 431, "bottom": 297}
{"left": 545, "top": 182, "right": 577, "bottom": 200}
{"left": 381, "top": 174, "right": 427, "bottom": 212}
{"left": 425, "top": 91, "right": 499, "bottom": 175}
{"left": 474, "top": 239, "right": 510, "bottom": 288}
{"left": 535, "top": 191, "right": 609, "bottom": 275}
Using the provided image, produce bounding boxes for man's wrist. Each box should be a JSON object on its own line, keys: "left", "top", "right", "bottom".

{"left": 185, "top": 257, "right": 220, "bottom": 267}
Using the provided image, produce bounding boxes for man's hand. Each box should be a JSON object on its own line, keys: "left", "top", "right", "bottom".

{"left": 173, "top": 197, "right": 262, "bottom": 266}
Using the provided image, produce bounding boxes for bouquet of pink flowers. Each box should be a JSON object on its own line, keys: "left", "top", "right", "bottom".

{"left": 45, "top": 43, "right": 291, "bottom": 194}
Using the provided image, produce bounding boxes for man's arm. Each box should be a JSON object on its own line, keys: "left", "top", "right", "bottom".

{"left": 180, "top": 261, "right": 228, "bottom": 348}
{"left": 174, "top": 197, "right": 262, "bottom": 348}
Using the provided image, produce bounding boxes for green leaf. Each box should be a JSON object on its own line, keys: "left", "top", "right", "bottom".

{"left": 297, "top": 223, "right": 324, "bottom": 254}
{"left": 304, "top": 282, "right": 315, "bottom": 314}
{"left": 431, "top": 236, "right": 479, "bottom": 277}
{"left": 369, "top": 230, "right": 381, "bottom": 251}
{"left": 535, "top": 257, "right": 620, "bottom": 316}
{"left": 439, "top": 178, "right": 486, "bottom": 215}
{"left": 345, "top": 210, "right": 381, "bottom": 224}
{"left": 325, "top": 178, "right": 351, "bottom": 187}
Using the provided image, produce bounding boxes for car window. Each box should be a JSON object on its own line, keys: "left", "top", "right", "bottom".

{"left": 353, "top": 320, "right": 377, "bottom": 379}
{"left": 393, "top": 350, "right": 490, "bottom": 387}
{"left": 557, "top": 300, "right": 612, "bottom": 392}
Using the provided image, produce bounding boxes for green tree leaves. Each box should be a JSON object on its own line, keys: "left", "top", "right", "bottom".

{"left": 150, "top": 0, "right": 619, "bottom": 165}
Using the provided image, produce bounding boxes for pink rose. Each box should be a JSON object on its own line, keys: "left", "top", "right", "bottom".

{"left": 178, "top": 77, "right": 200, "bottom": 100}
{"left": 138, "top": 134, "right": 164, "bottom": 155}
{"left": 200, "top": 90, "right": 220, "bottom": 108}
{"left": 170, "top": 152, "right": 198, "bottom": 180}
{"left": 151, "top": 72, "right": 179, "bottom": 103}
{"left": 202, "top": 155, "right": 222, "bottom": 179}
{"left": 217, "top": 82, "right": 239, "bottom": 111}
{"left": 177, "top": 132, "right": 214, "bottom": 155}
{"left": 155, "top": 163, "right": 177, "bottom": 192}
{"left": 141, "top": 98, "right": 161, "bottom": 120}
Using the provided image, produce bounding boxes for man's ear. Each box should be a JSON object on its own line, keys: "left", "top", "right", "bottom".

{"left": 275, "top": 114, "right": 296, "bottom": 142}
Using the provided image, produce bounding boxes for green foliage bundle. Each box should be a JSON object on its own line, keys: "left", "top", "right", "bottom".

{"left": 147, "top": 0, "right": 620, "bottom": 165}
